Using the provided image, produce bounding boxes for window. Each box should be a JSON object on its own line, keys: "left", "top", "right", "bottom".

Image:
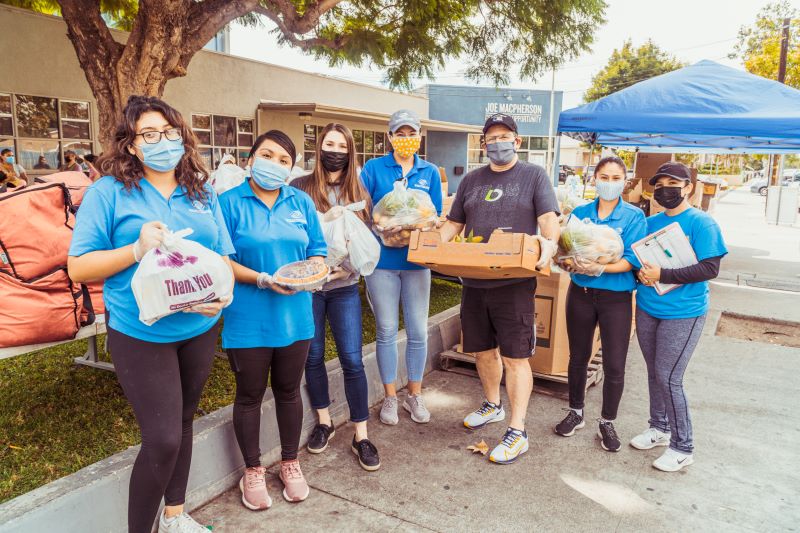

{"left": 0, "top": 93, "right": 95, "bottom": 173}
{"left": 192, "top": 114, "right": 254, "bottom": 170}
{"left": 303, "top": 125, "right": 425, "bottom": 171}
{"left": 467, "top": 133, "right": 549, "bottom": 172}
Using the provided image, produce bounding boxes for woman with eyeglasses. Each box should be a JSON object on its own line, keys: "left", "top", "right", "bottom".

{"left": 68, "top": 96, "right": 235, "bottom": 533}
{"left": 360, "top": 109, "right": 442, "bottom": 426}
{"left": 219, "top": 130, "right": 327, "bottom": 510}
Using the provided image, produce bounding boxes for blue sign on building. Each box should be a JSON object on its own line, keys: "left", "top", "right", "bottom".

{"left": 422, "top": 84, "right": 563, "bottom": 191}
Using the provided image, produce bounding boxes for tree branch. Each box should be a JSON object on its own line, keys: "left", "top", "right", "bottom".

{"left": 253, "top": 4, "right": 350, "bottom": 50}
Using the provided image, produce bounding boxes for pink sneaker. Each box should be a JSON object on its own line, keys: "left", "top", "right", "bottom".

{"left": 239, "top": 466, "right": 271, "bottom": 510}
{"left": 278, "top": 460, "right": 310, "bottom": 502}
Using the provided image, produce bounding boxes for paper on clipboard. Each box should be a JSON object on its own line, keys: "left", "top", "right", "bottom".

{"left": 632, "top": 222, "right": 697, "bottom": 295}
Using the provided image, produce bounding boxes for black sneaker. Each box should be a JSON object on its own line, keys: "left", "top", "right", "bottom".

{"left": 598, "top": 420, "right": 621, "bottom": 452}
{"left": 554, "top": 409, "right": 585, "bottom": 437}
{"left": 351, "top": 436, "right": 381, "bottom": 472}
{"left": 307, "top": 423, "right": 335, "bottom": 454}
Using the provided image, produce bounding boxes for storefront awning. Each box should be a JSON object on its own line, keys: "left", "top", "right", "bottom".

{"left": 258, "top": 101, "right": 482, "bottom": 133}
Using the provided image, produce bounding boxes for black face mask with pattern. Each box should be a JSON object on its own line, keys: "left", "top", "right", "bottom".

{"left": 320, "top": 150, "right": 349, "bottom": 172}
{"left": 653, "top": 186, "right": 686, "bottom": 209}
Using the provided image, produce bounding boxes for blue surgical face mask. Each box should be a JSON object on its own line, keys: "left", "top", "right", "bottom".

{"left": 250, "top": 157, "right": 290, "bottom": 190}
{"left": 4, "top": 155, "right": 14, "bottom": 165}
{"left": 485, "top": 141, "right": 516, "bottom": 165}
{"left": 595, "top": 179, "right": 626, "bottom": 201}
{"left": 139, "top": 138, "right": 185, "bottom": 172}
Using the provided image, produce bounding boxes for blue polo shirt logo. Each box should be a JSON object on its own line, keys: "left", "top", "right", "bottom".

{"left": 414, "top": 178, "right": 429, "bottom": 189}
{"left": 189, "top": 200, "right": 211, "bottom": 214}
{"left": 287, "top": 210, "right": 306, "bottom": 224}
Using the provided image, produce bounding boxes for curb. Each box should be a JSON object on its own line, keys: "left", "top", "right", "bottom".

{"left": 0, "top": 306, "right": 461, "bottom": 533}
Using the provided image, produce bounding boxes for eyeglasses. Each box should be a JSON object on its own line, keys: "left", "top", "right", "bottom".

{"left": 136, "top": 128, "right": 182, "bottom": 144}
{"left": 484, "top": 133, "right": 517, "bottom": 144}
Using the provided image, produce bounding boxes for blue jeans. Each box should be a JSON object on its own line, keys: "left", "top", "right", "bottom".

{"left": 365, "top": 268, "right": 431, "bottom": 385}
{"left": 635, "top": 309, "right": 706, "bottom": 454}
{"left": 306, "top": 283, "right": 369, "bottom": 423}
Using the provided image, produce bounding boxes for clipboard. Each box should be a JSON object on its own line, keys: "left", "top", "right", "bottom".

{"left": 632, "top": 222, "right": 697, "bottom": 295}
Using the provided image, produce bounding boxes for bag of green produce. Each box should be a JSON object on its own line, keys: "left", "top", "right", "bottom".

{"left": 558, "top": 215, "right": 624, "bottom": 267}
{"left": 372, "top": 179, "right": 438, "bottom": 248}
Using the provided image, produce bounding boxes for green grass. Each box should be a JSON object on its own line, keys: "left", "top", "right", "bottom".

{"left": 0, "top": 279, "right": 460, "bottom": 503}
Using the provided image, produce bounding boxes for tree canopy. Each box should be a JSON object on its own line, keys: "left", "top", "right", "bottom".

{"left": 584, "top": 39, "right": 684, "bottom": 103}
{"left": 732, "top": 0, "right": 799, "bottom": 88}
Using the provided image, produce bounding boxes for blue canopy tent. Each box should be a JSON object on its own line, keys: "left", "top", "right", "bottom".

{"left": 558, "top": 60, "right": 800, "bottom": 154}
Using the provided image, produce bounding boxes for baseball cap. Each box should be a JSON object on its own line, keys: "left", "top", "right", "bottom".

{"left": 649, "top": 161, "right": 692, "bottom": 185}
{"left": 388, "top": 109, "right": 421, "bottom": 134}
{"left": 483, "top": 113, "right": 518, "bottom": 135}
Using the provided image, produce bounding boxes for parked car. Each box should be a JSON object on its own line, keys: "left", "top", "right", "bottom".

{"left": 749, "top": 172, "right": 800, "bottom": 196}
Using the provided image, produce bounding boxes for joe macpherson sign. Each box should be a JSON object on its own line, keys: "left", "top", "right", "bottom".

{"left": 484, "top": 102, "right": 543, "bottom": 124}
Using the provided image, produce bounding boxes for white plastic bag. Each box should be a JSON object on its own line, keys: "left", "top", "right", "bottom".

{"left": 131, "top": 228, "right": 234, "bottom": 325}
{"left": 209, "top": 154, "right": 246, "bottom": 195}
{"left": 318, "top": 201, "right": 380, "bottom": 276}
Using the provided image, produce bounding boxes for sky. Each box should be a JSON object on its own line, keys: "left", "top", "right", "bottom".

{"left": 229, "top": 0, "right": 800, "bottom": 109}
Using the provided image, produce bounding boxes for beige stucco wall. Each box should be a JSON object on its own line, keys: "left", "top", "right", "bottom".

{"left": 0, "top": 4, "right": 428, "bottom": 147}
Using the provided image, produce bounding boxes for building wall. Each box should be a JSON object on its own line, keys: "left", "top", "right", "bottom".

{"left": 427, "top": 131, "right": 468, "bottom": 193}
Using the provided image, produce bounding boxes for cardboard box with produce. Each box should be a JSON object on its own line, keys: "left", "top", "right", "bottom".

{"left": 407, "top": 229, "right": 550, "bottom": 279}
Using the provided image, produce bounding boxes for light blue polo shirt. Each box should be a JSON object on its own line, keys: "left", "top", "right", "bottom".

{"left": 569, "top": 198, "right": 647, "bottom": 292}
{"left": 68, "top": 176, "right": 235, "bottom": 343}
{"left": 636, "top": 207, "right": 728, "bottom": 320}
{"left": 360, "top": 153, "right": 443, "bottom": 270}
{"left": 219, "top": 180, "right": 327, "bottom": 349}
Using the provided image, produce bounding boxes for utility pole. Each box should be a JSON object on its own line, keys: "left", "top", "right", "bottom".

{"left": 771, "top": 17, "right": 791, "bottom": 186}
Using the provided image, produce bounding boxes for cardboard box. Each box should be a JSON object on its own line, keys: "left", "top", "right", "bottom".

{"left": 441, "top": 195, "right": 454, "bottom": 217}
{"left": 634, "top": 153, "right": 673, "bottom": 199}
{"left": 623, "top": 177, "right": 642, "bottom": 203}
{"left": 407, "top": 229, "right": 550, "bottom": 279}
{"left": 529, "top": 272, "right": 601, "bottom": 376}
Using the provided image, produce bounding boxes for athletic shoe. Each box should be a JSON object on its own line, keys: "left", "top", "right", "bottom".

{"left": 380, "top": 396, "right": 399, "bottom": 425}
{"left": 238, "top": 465, "right": 272, "bottom": 511}
{"left": 463, "top": 400, "right": 506, "bottom": 429}
{"left": 597, "top": 420, "right": 621, "bottom": 452}
{"left": 554, "top": 409, "right": 585, "bottom": 437}
{"left": 403, "top": 394, "right": 431, "bottom": 424}
{"left": 351, "top": 436, "right": 381, "bottom": 472}
{"left": 652, "top": 448, "right": 694, "bottom": 472}
{"left": 279, "top": 460, "right": 310, "bottom": 502}
{"left": 307, "top": 423, "right": 335, "bottom": 454}
{"left": 488, "top": 427, "right": 529, "bottom": 465}
{"left": 630, "top": 427, "right": 671, "bottom": 450}
{"left": 158, "top": 511, "right": 210, "bottom": 533}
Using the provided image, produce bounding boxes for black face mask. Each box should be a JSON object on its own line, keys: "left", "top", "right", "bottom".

{"left": 320, "top": 150, "right": 349, "bottom": 172}
{"left": 653, "top": 185, "right": 686, "bottom": 209}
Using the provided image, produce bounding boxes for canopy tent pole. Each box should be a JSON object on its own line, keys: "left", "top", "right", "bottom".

{"left": 582, "top": 142, "right": 595, "bottom": 199}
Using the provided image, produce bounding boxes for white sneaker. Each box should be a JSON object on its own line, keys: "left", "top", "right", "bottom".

{"left": 489, "top": 428, "right": 529, "bottom": 464}
{"left": 463, "top": 400, "right": 506, "bottom": 429}
{"left": 629, "top": 427, "right": 670, "bottom": 450}
{"left": 158, "top": 511, "right": 209, "bottom": 533}
{"left": 380, "top": 396, "right": 399, "bottom": 425}
{"left": 403, "top": 394, "right": 431, "bottom": 424}
{"left": 652, "top": 448, "right": 694, "bottom": 472}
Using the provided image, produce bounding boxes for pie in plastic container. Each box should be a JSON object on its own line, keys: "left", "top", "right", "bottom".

{"left": 273, "top": 260, "right": 330, "bottom": 292}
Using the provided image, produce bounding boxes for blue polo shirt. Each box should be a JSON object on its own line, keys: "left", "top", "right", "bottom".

{"left": 219, "top": 180, "right": 327, "bottom": 349}
{"left": 68, "top": 176, "right": 235, "bottom": 343}
{"left": 360, "top": 153, "right": 443, "bottom": 270}
{"left": 569, "top": 198, "right": 647, "bottom": 292}
{"left": 636, "top": 207, "right": 727, "bottom": 320}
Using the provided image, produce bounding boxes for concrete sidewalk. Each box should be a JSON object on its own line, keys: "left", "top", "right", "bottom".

{"left": 194, "top": 283, "right": 800, "bottom": 532}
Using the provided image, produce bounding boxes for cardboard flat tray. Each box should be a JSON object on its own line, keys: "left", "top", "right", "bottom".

{"left": 407, "top": 229, "right": 550, "bottom": 279}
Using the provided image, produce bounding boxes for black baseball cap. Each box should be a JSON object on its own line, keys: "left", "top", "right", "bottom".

{"left": 649, "top": 161, "right": 692, "bottom": 185}
{"left": 483, "top": 113, "right": 518, "bottom": 135}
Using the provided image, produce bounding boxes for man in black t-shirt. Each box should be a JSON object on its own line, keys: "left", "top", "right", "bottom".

{"left": 438, "top": 113, "right": 560, "bottom": 465}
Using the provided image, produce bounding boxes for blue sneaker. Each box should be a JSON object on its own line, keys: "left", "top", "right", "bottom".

{"left": 489, "top": 427, "right": 529, "bottom": 465}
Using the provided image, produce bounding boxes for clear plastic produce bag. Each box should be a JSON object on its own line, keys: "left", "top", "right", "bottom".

{"left": 558, "top": 215, "right": 624, "bottom": 266}
{"left": 319, "top": 201, "right": 380, "bottom": 276}
{"left": 131, "top": 228, "right": 234, "bottom": 325}
{"left": 371, "top": 179, "right": 438, "bottom": 248}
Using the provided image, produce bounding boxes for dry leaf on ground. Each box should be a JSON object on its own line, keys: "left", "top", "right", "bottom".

{"left": 467, "top": 440, "right": 489, "bottom": 455}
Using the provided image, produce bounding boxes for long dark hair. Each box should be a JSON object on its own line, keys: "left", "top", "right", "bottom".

{"left": 294, "top": 123, "right": 371, "bottom": 223}
{"left": 97, "top": 95, "right": 209, "bottom": 202}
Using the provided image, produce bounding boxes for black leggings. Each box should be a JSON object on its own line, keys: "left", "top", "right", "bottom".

{"left": 565, "top": 282, "right": 632, "bottom": 420}
{"left": 107, "top": 323, "right": 218, "bottom": 533}
{"left": 227, "top": 340, "right": 310, "bottom": 465}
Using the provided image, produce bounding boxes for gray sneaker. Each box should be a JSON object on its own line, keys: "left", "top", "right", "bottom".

{"left": 380, "top": 396, "right": 399, "bottom": 425}
{"left": 158, "top": 511, "right": 209, "bottom": 533}
{"left": 403, "top": 394, "right": 431, "bottom": 424}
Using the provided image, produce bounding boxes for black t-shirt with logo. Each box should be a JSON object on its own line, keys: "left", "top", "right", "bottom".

{"left": 447, "top": 161, "right": 559, "bottom": 288}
